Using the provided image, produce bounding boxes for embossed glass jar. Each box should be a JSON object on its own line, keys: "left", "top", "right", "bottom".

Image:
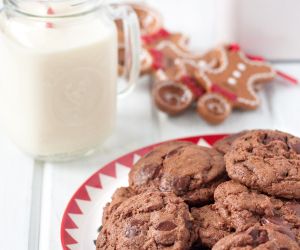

{"left": 0, "top": 0, "right": 140, "bottom": 161}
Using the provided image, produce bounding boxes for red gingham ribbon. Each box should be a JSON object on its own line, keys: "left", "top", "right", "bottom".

{"left": 181, "top": 76, "right": 205, "bottom": 98}
{"left": 142, "top": 28, "right": 171, "bottom": 45}
{"left": 211, "top": 84, "right": 237, "bottom": 102}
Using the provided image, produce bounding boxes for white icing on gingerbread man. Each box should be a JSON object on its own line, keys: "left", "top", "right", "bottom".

{"left": 195, "top": 45, "right": 276, "bottom": 110}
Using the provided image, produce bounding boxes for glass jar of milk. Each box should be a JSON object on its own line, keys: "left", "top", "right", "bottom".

{"left": 0, "top": 0, "right": 140, "bottom": 161}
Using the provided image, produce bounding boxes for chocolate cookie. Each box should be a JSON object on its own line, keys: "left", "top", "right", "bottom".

{"left": 214, "top": 181, "right": 300, "bottom": 244}
{"left": 225, "top": 130, "right": 300, "bottom": 199}
{"left": 191, "top": 205, "right": 232, "bottom": 248}
{"left": 97, "top": 191, "right": 196, "bottom": 250}
{"left": 212, "top": 224, "right": 299, "bottom": 250}
{"left": 102, "top": 187, "right": 136, "bottom": 224}
{"left": 213, "top": 131, "right": 248, "bottom": 155}
{"left": 129, "top": 142, "right": 226, "bottom": 206}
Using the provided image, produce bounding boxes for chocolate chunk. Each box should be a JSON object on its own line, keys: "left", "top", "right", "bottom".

{"left": 285, "top": 203, "right": 300, "bottom": 217}
{"left": 136, "top": 163, "right": 160, "bottom": 185}
{"left": 291, "top": 142, "right": 300, "bottom": 154}
{"left": 156, "top": 221, "right": 177, "bottom": 231}
{"left": 249, "top": 229, "right": 269, "bottom": 246}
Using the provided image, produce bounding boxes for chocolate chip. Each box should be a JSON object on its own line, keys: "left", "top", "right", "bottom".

{"left": 173, "top": 176, "right": 191, "bottom": 192}
{"left": 286, "top": 203, "right": 300, "bottom": 217}
{"left": 97, "top": 225, "right": 103, "bottom": 232}
{"left": 262, "top": 134, "right": 288, "bottom": 145}
{"left": 277, "top": 226, "right": 296, "bottom": 241}
{"left": 165, "top": 148, "right": 182, "bottom": 158}
{"left": 291, "top": 142, "right": 300, "bottom": 154}
{"left": 261, "top": 216, "right": 286, "bottom": 226}
{"left": 136, "top": 163, "right": 160, "bottom": 185}
{"left": 156, "top": 221, "right": 177, "bottom": 231}
{"left": 249, "top": 229, "right": 269, "bottom": 246}
{"left": 132, "top": 219, "right": 144, "bottom": 226}
{"left": 262, "top": 134, "right": 271, "bottom": 145}
{"left": 186, "top": 221, "right": 193, "bottom": 230}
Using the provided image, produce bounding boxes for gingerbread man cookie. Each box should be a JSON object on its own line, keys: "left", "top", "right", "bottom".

{"left": 195, "top": 44, "right": 276, "bottom": 124}
{"left": 141, "top": 29, "right": 191, "bottom": 75}
{"left": 149, "top": 33, "right": 206, "bottom": 115}
{"left": 118, "top": 4, "right": 297, "bottom": 123}
{"left": 130, "top": 3, "right": 163, "bottom": 35}
{"left": 117, "top": 3, "right": 164, "bottom": 76}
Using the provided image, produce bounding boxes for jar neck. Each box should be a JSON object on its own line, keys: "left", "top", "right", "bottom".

{"left": 4, "top": 0, "right": 104, "bottom": 18}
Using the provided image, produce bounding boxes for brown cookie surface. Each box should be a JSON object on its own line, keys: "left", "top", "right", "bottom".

{"left": 102, "top": 187, "right": 137, "bottom": 225}
{"left": 212, "top": 224, "right": 299, "bottom": 250}
{"left": 214, "top": 181, "right": 300, "bottom": 244}
{"left": 213, "top": 131, "right": 248, "bottom": 154}
{"left": 97, "top": 191, "right": 196, "bottom": 250}
{"left": 225, "top": 130, "right": 300, "bottom": 199}
{"left": 191, "top": 205, "right": 232, "bottom": 248}
{"left": 129, "top": 142, "right": 226, "bottom": 205}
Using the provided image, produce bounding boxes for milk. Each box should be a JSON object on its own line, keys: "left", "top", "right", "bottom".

{"left": 0, "top": 10, "right": 118, "bottom": 157}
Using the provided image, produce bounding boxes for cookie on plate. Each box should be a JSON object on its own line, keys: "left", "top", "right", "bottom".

{"left": 191, "top": 205, "right": 232, "bottom": 248}
{"left": 102, "top": 187, "right": 137, "bottom": 224}
{"left": 225, "top": 130, "right": 300, "bottom": 199}
{"left": 129, "top": 142, "right": 227, "bottom": 206}
{"left": 214, "top": 181, "right": 300, "bottom": 244}
{"left": 97, "top": 191, "right": 196, "bottom": 250}
{"left": 213, "top": 131, "right": 248, "bottom": 155}
{"left": 212, "top": 224, "right": 299, "bottom": 250}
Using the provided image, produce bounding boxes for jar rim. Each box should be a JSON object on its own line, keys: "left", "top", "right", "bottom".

{"left": 4, "top": 0, "right": 104, "bottom": 19}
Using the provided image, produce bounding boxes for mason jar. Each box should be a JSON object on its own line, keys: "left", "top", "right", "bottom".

{"left": 0, "top": 0, "right": 140, "bottom": 161}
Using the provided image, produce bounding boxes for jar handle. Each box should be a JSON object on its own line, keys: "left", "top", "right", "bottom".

{"left": 110, "top": 4, "right": 141, "bottom": 96}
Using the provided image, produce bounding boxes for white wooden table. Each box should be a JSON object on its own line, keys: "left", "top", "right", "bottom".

{"left": 0, "top": 1, "right": 300, "bottom": 250}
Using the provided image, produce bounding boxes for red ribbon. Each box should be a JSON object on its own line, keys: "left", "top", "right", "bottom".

{"left": 228, "top": 43, "right": 241, "bottom": 52}
{"left": 149, "top": 49, "right": 164, "bottom": 70}
{"left": 276, "top": 70, "right": 299, "bottom": 85}
{"left": 46, "top": 7, "right": 54, "bottom": 28}
{"left": 211, "top": 84, "right": 237, "bottom": 102}
{"left": 181, "top": 76, "right": 205, "bottom": 98}
{"left": 246, "top": 53, "right": 298, "bottom": 85}
{"left": 246, "top": 54, "right": 265, "bottom": 62}
{"left": 142, "top": 28, "right": 171, "bottom": 45}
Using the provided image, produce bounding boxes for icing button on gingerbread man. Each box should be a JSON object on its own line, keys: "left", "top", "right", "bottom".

{"left": 195, "top": 45, "right": 276, "bottom": 124}
{"left": 153, "top": 81, "right": 194, "bottom": 116}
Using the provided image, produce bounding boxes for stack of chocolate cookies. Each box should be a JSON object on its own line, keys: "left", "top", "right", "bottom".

{"left": 96, "top": 130, "right": 300, "bottom": 250}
